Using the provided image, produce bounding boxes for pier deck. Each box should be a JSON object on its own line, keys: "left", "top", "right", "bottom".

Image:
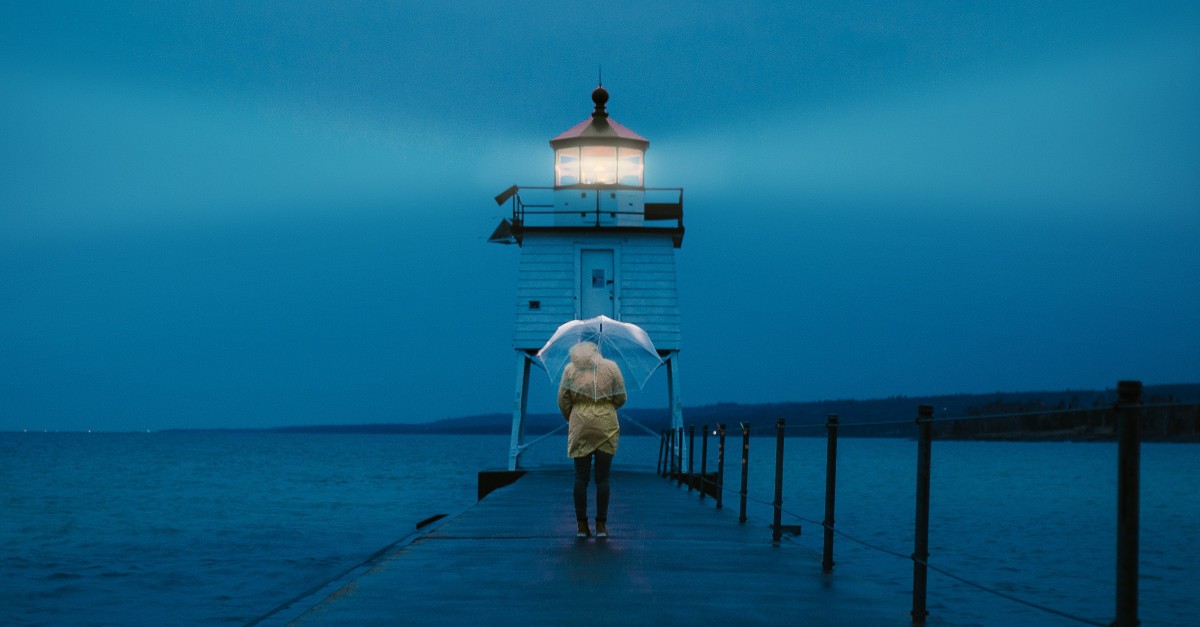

{"left": 281, "top": 469, "right": 910, "bottom": 625}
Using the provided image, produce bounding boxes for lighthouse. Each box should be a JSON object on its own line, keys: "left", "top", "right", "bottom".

{"left": 490, "top": 85, "right": 685, "bottom": 470}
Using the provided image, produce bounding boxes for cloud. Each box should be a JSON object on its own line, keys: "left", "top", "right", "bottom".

{"left": 0, "top": 70, "right": 503, "bottom": 240}
{"left": 663, "top": 31, "right": 1200, "bottom": 222}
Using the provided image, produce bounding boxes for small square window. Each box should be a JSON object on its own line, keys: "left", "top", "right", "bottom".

{"left": 529, "top": 300, "right": 541, "bottom": 310}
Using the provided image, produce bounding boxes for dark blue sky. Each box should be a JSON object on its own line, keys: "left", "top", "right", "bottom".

{"left": 3, "top": 2, "right": 1198, "bottom": 431}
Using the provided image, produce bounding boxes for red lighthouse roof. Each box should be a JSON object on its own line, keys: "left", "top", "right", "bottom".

{"left": 550, "top": 86, "right": 649, "bottom": 148}
{"left": 550, "top": 116, "right": 648, "bottom": 143}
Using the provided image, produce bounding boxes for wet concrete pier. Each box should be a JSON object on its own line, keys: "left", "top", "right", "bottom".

{"left": 268, "top": 469, "right": 910, "bottom": 625}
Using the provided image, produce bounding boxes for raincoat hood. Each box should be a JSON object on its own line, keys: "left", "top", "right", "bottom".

{"left": 561, "top": 341, "right": 626, "bottom": 401}
{"left": 569, "top": 342, "right": 601, "bottom": 368}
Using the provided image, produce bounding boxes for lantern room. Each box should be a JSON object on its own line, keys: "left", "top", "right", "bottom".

{"left": 551, "top": 86, "right": 647, "bottom": 187}
{"left": 547, "top": 85, "right": 651, "bottom": 227}
{"left": 489, "top": 85, "right": 683, "bottom": 241}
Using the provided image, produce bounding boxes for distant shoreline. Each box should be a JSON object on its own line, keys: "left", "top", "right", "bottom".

{"left": 10, "top": 383, "right": 1198, "bottom": 440}
{"left": 262, "top": 382, "right": 1200, "bottom": 442}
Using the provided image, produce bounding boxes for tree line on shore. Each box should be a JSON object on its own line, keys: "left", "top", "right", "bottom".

{"left": 266, "top": 383, "right": 1200, "bottom": 442}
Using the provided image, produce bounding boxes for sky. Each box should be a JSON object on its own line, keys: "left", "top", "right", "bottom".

{"left": 2, "top": 2, "right": 1198, "bottom": 431}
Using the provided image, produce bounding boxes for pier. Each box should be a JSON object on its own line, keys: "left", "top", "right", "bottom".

{"left": 266, "top": 468, "right": 907, "bottom": 625}
{"left": 253, "top": 381, "right": 1198, "bottom": 626}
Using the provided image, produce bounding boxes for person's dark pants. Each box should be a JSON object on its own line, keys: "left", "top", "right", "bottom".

{"left": 573, "top": 451, "right": 613, "bottom": 522}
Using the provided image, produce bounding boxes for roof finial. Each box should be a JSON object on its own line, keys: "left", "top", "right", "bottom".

{"left": 591, "top": 73, "right": 609, "bottom": 121}
{"left": 598, "top": 65, "right": 603, "bottom": 87}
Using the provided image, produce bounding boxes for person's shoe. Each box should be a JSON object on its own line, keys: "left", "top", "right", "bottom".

{"left": 576, "top": 520, "right": 591, "bottom": 538}
{"left": 595, "top": 520, "right": 608, "bottom": 538}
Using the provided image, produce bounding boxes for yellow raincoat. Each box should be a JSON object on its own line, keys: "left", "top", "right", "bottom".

{"left": 557, "top": 342, "right": 626, "bottom": 458}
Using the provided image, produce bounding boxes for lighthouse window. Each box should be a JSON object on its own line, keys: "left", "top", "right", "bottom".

{"left": 580, "top": 146, "right": 617, "bottom": 184}
{"left": 617, "top": 148, "right": 644, "bottom": 186}
{"left": 555, "top": 148, "right": 580, "bottom": 186}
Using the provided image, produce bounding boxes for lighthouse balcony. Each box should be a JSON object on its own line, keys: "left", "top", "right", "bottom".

{"left": 490, "top": 185, "right": 684, "bottom": 247}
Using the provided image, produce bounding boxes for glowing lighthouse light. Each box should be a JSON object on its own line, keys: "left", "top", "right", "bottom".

{"left": 555, "top": 145, "right": 644, "bottom": 186}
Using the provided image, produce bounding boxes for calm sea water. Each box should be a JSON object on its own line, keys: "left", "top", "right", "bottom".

{"left": 1, "top": 432, "right": 1196, "bottom": 625}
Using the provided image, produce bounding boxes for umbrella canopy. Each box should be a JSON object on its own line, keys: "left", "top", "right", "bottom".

{"left": 536, "top": 316, "right": 664, "bottom": 398}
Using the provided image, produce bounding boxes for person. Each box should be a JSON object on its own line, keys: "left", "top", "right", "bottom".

{"left": 557, "top": 341, "right": 626, "bottom": 538}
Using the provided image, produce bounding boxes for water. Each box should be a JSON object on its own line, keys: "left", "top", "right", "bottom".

{"left": 734, "top": 436, "right": 1200, "bottom": 626}
{"left": 0, "top": 432, "right": 553, "bottom": 626}
{"left": 1, "top": 432, "right": 1196, "bottom": 625}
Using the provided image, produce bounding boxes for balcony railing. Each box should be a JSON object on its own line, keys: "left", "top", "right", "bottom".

{"left": 493, "top": 185, "right": 684, "bottom": 230}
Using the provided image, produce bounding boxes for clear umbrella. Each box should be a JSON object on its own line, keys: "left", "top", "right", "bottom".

{"left": 536, "top": 316, "right": 664, "bottom": 399}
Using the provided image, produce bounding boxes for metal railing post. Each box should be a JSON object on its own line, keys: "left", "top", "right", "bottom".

{"left": 1115, "top": 380, "right": 1143, "bottom": 627}
{"left": 772, "top": 418, "right": 786, "bottom": 544}
{"left": 688, "top": 425, "right": 696, "bottom": 493}
{"left": 657, "top": 430, "right": 666, "bottom": 476}
{"left": 676, "top": 427, "right": 685, "bottom": 486}
{"left": 912, "top": 405, "right": 934, "bottom": 623}
{"left": 823, "top": 414, "right": 839, "bottom": 573}
{"left": 667, "top": 428, "right": 675, "bottom": 481}
{"left": 700, "top": 424, "right": 709, "bottom": 500}
{"left": 716, "top": 423, "right": 726, "bottom": 510}
{"left": 739, "top": 422, "right": 750, "bottom": 524}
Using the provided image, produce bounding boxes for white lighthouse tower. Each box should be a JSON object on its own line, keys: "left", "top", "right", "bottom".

{"left": 490, "top": 85, "right": 685, "bottom": 470}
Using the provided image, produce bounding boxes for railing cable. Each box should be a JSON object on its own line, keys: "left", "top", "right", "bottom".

{"left": 687, "top": 440, "right": 1111, "bottom": 627}
{"left": 515, "top": 422, "right": 566, "bottom": 452}
{"left": 618, "top": 412, "right": 660, "bottom": 437}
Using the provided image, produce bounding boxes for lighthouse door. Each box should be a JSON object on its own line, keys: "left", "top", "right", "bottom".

{"left": 579, "top": 249, "right": 615, "bottom": 319}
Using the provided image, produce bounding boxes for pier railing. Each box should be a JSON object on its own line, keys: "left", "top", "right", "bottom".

{"left": 655, "top": 380, "right": 1199, "bottom": 626}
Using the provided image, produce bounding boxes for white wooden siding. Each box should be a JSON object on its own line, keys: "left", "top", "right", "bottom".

{"left": 513, "top": 232, "right": 681, "bottom": 351}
